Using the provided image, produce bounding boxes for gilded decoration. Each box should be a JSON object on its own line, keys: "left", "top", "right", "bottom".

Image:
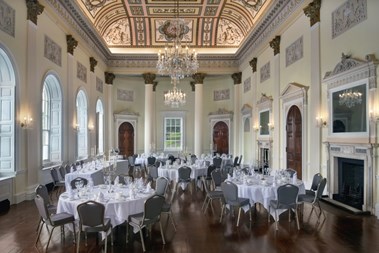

{"left": 0, "top": 0, "right": 15, "bottom": 37}
{"left": 303, "top": 0, "right": 321, "bottom": 27}
{"left": 104, "top": 19, "right": 131, "bottom": 46}
{"left": 190, "top": 81, "right": 195, "bottom": 92}
{"left": 142, "top": 73, "right": 156, "bottom": 84}
{"left": 104, "top": 72, "right": 115, "bottom": 84}
{"left": 192, "top": 73, "right": 206, "bottom": 84}
{"left": 249, "top": 57, "right": 257, "bottom": 72}
{"left": 89, "top": 57, "right": 97, "bottom": 72}
{"left": 26, "top": 0, "right": 44, "bottom": 25}
{"left": 332, "top": 0, "right": 367, "bottom": 39}
{"left": 217, "top": 18, "right": 243, "bottom": 46}
{"left": 66, "top": 35, "right": 78, "bottom": 55}
{"left": 269, "top": 35, "right": 281, "bottom": 55}
{"left": 231, "top": 72, "right": 242, "bottom": 84}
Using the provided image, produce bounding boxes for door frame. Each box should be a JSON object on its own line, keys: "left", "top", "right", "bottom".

{"left": 280, "top": 83, "right": 308, "bottom": 177}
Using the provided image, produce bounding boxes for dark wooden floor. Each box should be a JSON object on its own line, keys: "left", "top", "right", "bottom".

{"left": 1, "top": 187, "right": 379, "bottom": 253}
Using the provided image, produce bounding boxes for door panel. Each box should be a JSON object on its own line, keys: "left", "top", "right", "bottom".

{"left": 118, "top": 122, "right": 134, "bottom": 157}
{"left": 213, "top": 121, "right": 229, "bottom": 155}
{"left": 286, "top": 106, "right": 302, "bottom": 179}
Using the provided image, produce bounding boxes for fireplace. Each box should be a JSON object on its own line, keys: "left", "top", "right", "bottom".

{"left": 333, "top": 158, "right": 364, "bottom": 210}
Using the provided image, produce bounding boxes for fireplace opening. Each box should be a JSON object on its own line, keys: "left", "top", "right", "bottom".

{"left": 333, "top": 158, "right": 364, "bottom": 210}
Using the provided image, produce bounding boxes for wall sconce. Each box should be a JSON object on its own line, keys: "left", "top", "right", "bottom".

{"left": 316, "top": 116, "right": 327, "bottom": 128}
{"left": 267, "top": 122, "right": 274, "bottom": 130}
{"left": 20, "top": 115, "right": 33, "bottom": 129}
{"left": 73, "top": 123, "right": 79, "bottom": 132}
{"left": 88, "top": 123, "right": 94, "bottom": 132}
{"left": 253, "top": 125, "right": 261, "bottom": 132}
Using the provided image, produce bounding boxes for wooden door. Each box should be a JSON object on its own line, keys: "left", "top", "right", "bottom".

{"left": 118, "top": 122, "right": 134, "bottom": 157}
{"left": 213, "top": 121, "right": 229, "bottom": 155}
{"left": 286, "top": 106, "right": 302, "bottom": 179}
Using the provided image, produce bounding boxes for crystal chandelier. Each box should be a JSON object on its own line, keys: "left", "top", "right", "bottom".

{"left": 164, "top": 78, "right": 186, "bottom": 108}
{"left": 156, "top": 0, "right": 199, "bottom": 80}
{"left": 339, "top": 89, "right": 362, "bottom": 108}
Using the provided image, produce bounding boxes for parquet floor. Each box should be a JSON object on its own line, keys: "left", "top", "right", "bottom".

{"left": 0, "top": 186, "right": 378, "bottom": 253}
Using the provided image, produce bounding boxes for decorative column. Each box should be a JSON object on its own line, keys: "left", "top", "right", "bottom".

{"left": 193, "top": 73, "right": 206, "bottom": 157}
{"left": 105, "top": 72, "right": 115, "bottom": 152}
{"left": 269, "top": 35, "right": 281, "bottom": 169}
{"left": 249, "top": 57, "right": 258, "bottom": 160}
{"left": 25, "top": 0, "right": 44, "bottom": 192}
{"left": 66, "top": 35, "right": 78, "bottom": 161}
{"left": 232, "top": 72, "right": 242, "bottom": 157}
{"left": 143, "top": 73, "right": 156, "bottom": 155}
{"left": 304, "top": 0, "right": 322, "bottom": 181}
{"left": 89, "top": 57, "right": 97, "bottom": 153}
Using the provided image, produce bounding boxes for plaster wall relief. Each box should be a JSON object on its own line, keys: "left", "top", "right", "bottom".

{"left": 44, "top": 36, "right": 61, "bottom": 67}
{"left": 286, "top": 36, "right": 303, "bottom": 67}
{"left": 260, "top": 61, "right": 270, "bottom": 83}
{"left": 117, "top": 89, "right": 134, "bottom": 102}
{"left": 0, "top": 0, "right": 15, "bottom": 37}
{"left": 332, "top": 0, "right": 367, "bottom": 39}
{"left": 96, "top": 77, "right": 103, "bottom": 93}
{"left": 214, "top": 89, "right": 230, "bottom": 101}
{"left": 103, "top": 19, "right": 131, "bottom": 46}
{"left": 244, "top": 77, "right": 251, "bottom": 93}
{"left": 76, "top": 62, "right": 87, "bottom": 83}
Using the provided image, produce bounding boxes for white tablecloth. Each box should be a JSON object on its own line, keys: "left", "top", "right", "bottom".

{"left": 57, "top": 185, "right": 153, "bottom": 229}
{"left": 227, "top": 176, "right": 305, "bottom": 220}
{"left": 157, "top": 165, "right": 207, "bottom": 182}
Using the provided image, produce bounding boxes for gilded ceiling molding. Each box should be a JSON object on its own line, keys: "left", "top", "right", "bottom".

{"left": 66, "top": 35, "right": 78, "bottom": 55}
{"left": 304, "top": 0, "right": 321, "bottom": 27}
{"left": 142, "top": 73, "right": 156, "bottom": 84}
{"left": 192, "top": 73, "right": 206, "bottom": 84}
{"left": 249, "top": 57, "right": 257, "bottom": 73}
{"left": 153, "top": 81, "right": 158, "bottom": 92}
{"left": 89, "top": 57, "right": 97, "bottom": 72}
{"left": 26, "top": 0, "right": 44, "bottom": 25}
{"left": 104, "top": 72, "right": 115, "bottom": 85}
{"left": 232, "top": 72, "right": 242, "bottom": 84}
{"left": 269, "top": 36, "right": 281, "bottom": 56}
{"left": 190, "top": 81, "right": 195, "bottom": 92}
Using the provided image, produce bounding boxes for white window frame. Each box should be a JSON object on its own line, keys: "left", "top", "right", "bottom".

{"left": 96, "top": 99, "right": 104, "bottom": 155}
{"left": 76, "top": 90, "right": 88, "bottom": 160}
{"left": 163, "top": 111, "right": 185, "bottom": 152}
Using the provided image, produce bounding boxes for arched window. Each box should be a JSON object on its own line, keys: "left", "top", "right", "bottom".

{"left": 42, "top": 74, "right": 62, "bottom": 163}
{"left": 76, "top": 90, "right": 88, "bottom": 159}
{"left": 96, "top": 99, "right": 104, "bottom": 155}
{"left": 0, "top": 48, "right": 15, "bottom": 174}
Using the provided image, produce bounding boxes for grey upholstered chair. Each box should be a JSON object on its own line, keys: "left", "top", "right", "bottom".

{"left": 35, "top": 184, "right": 57, "bottom": 232}
{"left": 34, "top": 194, "right": 76, "bottom": 252}
{"left": 155, "top": 176, "right": 169, "bottom": 196}
{"left": 176, "top": 166, "right": 193, "bottom": 193}
{"left": 211, "top": 169, "right": 222, "bottom": 191}
{"left": 201, "top": 177, "right": 223, "bottom": 215}
{"left": 50, "top": 168, "right": 65, "bottom": 197}
{"left": 161, "top": 184, "right": 177, "bottom": 232}
{"left": 298, "top": 177, "right": 327, "bottom": 220}
{"left": 76, "top": 200, "right": 113, "bottom": 253}
{"left": 220, "top": 181, "right": 252, "bottom": 227}
{"left": 268, "top": 183, "right": 300, "bottom": 230}
{"left": 126, "top": 195, "right": 166, "bottom": 252}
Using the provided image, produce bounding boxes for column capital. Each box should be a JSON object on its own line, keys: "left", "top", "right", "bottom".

{"left": 304, "top": 0, "right": 321, "bottom": 27}
{"left": 153, "top": 81, "right": 158, "bottom": 91}
{"left": 269, "top": 35, "right": 281, "bottom": 56}
{"left": 142, "top": 73, "right": 156, "bottom": 84}
{"left": 232, "top": 72, "right": 242, "bottom": 84}
{"left": 89, "top": 57, "right": 97, "bottom": 72}
{"left": 26, "top": 0, "right": 44, "bottom": 25}
{"left": 190, "top": 81, "right": 195, "bottom": 92}
{"left": 66, "top": 35, "right": 78, "bottom": 55}
{"left": 192, "top": 73, "right": 206, "bottom": 84}
{"left": 104, "top": 72, "right": 115, "bottom": 85}
{"left": 249, "top": 58, "right": 258, "bottom": 73}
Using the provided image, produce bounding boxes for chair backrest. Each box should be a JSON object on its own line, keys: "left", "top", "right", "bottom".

{"left": 34, "top": 194, "right": 50, "bottom": 222}
{"left": 190, "top": 154, "right": 197, "bottom": 164}
{"left": 65, "top": 164, "right": 71, "bottom": 174}
{"left": 35, "top": 184, "right": 51, "bottom": 206}
{"left": 178, "top": 166, "right": 191, "bottom": 180}
{"left": 148, "top": 165, "right": 159, "bottom": 179}
{"left": 147, "top": 156, "right": 156, "bottom": 166}
{"left": 70, "top": 177, "right": 88, "bottom": 189}
{"left": 116, "top": 160, "right": 129, "bottom": 175}
{"left": 277, "top": 184, "right": 299, "bottom": 206}
{"left": 155, "top": 177, "right": 169, "bottom": 196}
{"left": 221, "top": 181, "right": 239, "bottom": 203}
{"left": 142, "top": 195, "right": 165, "bottom": 225}
{"left": 77, "top": 201, "right": 105, "bottom": 227}
{"left": 128, "top": 156, "right": 135, "bottom": 166}
{"left": 59, "top": 166, "right": 66, "bottom": 179}
{"left": 311, "top": 173, "right": 323, "bottom": 191}
{"left": 285, "top": 168, "right": 297, "bottom": 177}
{"left": 206, "top": 165, "right": 216, "bottom": 177}
{"left": 50, "top": 168, "right": 60, "bottom": 183}
{"left": 315, "top": 178, "right": 327, "bottom": 199}
{"left": 233, "top": 156, "right": 239, "bottom": 167}
{"left": 238, "top": 155, "right": 243, "bottom": 165}
{"left": 211, "top": 169, "right": 222, "bottom": 187}
{"left": 213, "top": 157, "right": 222, "bottom": 168}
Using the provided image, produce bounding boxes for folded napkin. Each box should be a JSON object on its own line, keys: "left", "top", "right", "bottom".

{"left": 114, "top": 175, "right": 119, "bottom": 185}
{"left": 145, "top": 182, "right": 152, "bottom": 193}
{"left": 227, "top": 174, "right": 232, "bottom": 181}
{"left": 97, "top": 192, "right": 104, "bottom": 202}
{"left": 292, "top": 172, "right": 297, "bottom": 184}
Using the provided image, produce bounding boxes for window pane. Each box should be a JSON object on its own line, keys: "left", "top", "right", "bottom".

{"left": 164, "top": 117, "right": 182, "bottom": 151}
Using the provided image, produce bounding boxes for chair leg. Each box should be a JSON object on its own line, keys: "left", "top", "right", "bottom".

{"left": 159, "top": 221, "right": 166, "bottom": 244}
{"left": 35, "top": 222, "right": 44, "bottom": 246}
{"left": 76, "top": 230, "right": 81, "bottom": 253}
{"left": 236, "top": 207, "right": 242, "bottom": 227}
{"left": 201, "top": 196, "right": 208, "bottom": 211}
{"left": 275, "top": 210, "right": 279, "bottom": 230}
{"left": 46, "top": 226, "right": 56, "bottom": 252}
{"left": 169, "top": 210, "right": 177, "bottom": 231}
{"left": 294, "top": 208, "right": 300, "bottom": 230}
{"left": 139, "top": 228, "right": 146, "bottom": 252}
{"left": 220, "top": 204, "right": 225, "bottom": 223}
{"left": 104, "top": 231, "right": 108, "bottom": 253}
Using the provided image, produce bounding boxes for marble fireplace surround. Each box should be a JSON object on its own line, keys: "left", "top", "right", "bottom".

{"left": 325, "top": 142, "right": 377, "bottom": 213}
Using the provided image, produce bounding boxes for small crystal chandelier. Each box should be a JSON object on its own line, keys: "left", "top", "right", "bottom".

{"left": 164, "top": 78, "right": 186, "bottom": 108}
{"left": 339, "top": 89, "right": 362, "bottom": 108}
{"left": 156, "top": 0, "right": 199, "bottom": 80}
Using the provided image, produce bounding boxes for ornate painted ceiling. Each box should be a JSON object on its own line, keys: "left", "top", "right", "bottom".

{"left": 75, "top": 0, "right": 271, "bottom": 54}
